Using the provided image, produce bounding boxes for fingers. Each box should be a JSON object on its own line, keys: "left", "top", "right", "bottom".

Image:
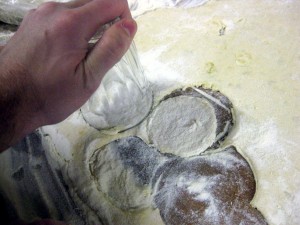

{"left": 84, "top": 18, "right": 137, "bottom": 78}
{"left": 73, "top": 0, "right": 132, "bottom": 41}
{"left": 33, "top": 0, "right": 132, "bottom": 44}
{"left": 77, "top": 0, "right": 131, "bottom": 18}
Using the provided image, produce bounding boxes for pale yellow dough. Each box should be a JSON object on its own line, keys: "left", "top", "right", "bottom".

{"left": 135, "top": 1, "right": 300, "bottom": 224}
{"left": 41, "top": 0, "right": 300, "bottom": 224}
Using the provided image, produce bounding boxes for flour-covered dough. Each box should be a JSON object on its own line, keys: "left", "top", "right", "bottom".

{"left": 147, "top": 87, "right": 233, "bottom": 157}
{"left": 148, "top": 96, "right": 216, "bottom": 156}
{"left": 153, "top": 146, "right": 267, "bottom": 225}
{"left": 89, "top": 137, "right": 165, "bottom": 210}
{"left": 73, "top": 136, "right": 267, "bottom": 225}
{"left": 0, "top": 0, "right": 299, "bottom": 224}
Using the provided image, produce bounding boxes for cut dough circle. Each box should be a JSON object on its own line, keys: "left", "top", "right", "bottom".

{"left": 89, "top": 137, "right": 166, "bottom": 211}
{"left": 148, "top": 95, "right": 217, "bottom": 156}
{"left": 147, "top": 87, "right": 234, "bottom": 157}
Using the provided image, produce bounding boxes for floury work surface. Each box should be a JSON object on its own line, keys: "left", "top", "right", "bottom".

{"left": 0, "top": 0, "right": 299, "bottom": 225}
{"left": 134, "top": 2, "right": 300, "bottom": 224}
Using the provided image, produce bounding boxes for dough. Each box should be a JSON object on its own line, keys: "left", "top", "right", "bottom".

{"left": 0, "top": 0, "right": 209, "bottom": 25}
{"left": 148, "top": 95, "right": 217, "bottom": 156}
{"left": 76, "top": 136, "right": 267, "bottom": 225}
{"left": 89, "top": 137, "right": 165, "bottom": 210}
{"left": 0, "top": 0, "right": 299, "bottom": 224}
{"left": 66, "top": 136, "right": 168, "bottom": 225}
{"left": 135, "top": 2, "right": 300, "bottom": 224}
{"left": 147, "top": 87, "right": 233, "bottom": 157}
{"left": 153, "top": 146, "right": 267, "bottom": 225}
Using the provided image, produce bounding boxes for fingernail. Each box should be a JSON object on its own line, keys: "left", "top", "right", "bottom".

{"left": 121, "top": 19, "right": 137, "bottom": 37}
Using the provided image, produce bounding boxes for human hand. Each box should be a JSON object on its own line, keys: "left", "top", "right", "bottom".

{"left": 0, "top": 0, "right": 137, "bottom": 150}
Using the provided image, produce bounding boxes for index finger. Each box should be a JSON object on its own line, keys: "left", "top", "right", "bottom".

{"left": 73, "top": 0, "right": 132, "bottom": 41}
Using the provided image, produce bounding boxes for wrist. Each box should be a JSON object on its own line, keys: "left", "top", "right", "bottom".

{"left": 0, "top": 53, "right": 44, "bottom": 151}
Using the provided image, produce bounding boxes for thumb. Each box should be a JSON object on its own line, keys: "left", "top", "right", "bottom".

{"left": 85, "top": 18, "right": 137, "bottom": 79}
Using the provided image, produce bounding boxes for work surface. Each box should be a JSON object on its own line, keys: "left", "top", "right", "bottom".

{"left": 134, "top": 2, "right": 300, "bottom": 224}
{"left": 0, "top": 0, "right": 299, "bottom": 224}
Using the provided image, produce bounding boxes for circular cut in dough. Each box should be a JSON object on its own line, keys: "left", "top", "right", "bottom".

{"left": 148, "top": 96, "right": 217, "bottom": 156}
{"left": 81, "top": 43, "right": 153, "bottom": 133}
{"left": 153, "top": 146, "right": 268, "bottom": 225}
{"left": 147, "top": 87, "right": 234, "bottom": 157}
{"left": 89, "top": 137, "right": 165, "bottom": 211}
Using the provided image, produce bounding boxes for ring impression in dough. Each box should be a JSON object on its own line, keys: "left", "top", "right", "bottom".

{"left": 147, "top": 87, "right": 234, "bottom": 157}
{"left": 80, "top": 87, "right": 245, "bottom": 225}
{"left": 86, "top": 136, "right": 267, "bottom": 225}
{"left": 148, "top": 96, "right": 217, "bottom": 156}
{"left": 89, "top": 137, "right": 164, "bottom": 210}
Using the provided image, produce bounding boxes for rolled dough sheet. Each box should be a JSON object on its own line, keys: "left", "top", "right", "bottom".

{"left": 1, "top": 0, "right": 298, "bottom": 224}
{"left": 135, "top": 1, "right": 300, "bottom": 224}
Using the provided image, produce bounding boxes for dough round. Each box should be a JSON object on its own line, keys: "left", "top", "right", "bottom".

{"left": 89, "top": 137, "right": 164, "bottom": 210}
{"left": 148, "top": 95, "right": 217, "bottom": 156}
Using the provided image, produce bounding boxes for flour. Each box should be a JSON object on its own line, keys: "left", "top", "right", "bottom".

{"left": 230, "top": 117, "right": 299, "bottom": 225}
{"left": 0, "top": 0, "right": 209, "bottom": 25}
{"left": 148, "top": 96, "right": 217, "bottom": 156}
{"left": 89, "top": 137, "right": 166, "bottom": 211}
{"left": 0, "top": 0, "right": 299, "bottom": 225}
{"left": 81, "top": 42, "right": 153, "bottom": 133}
{"left": 66, "top": 137, "right": 171, "bottom": 225}
{"left": 134, "top": 2, "right": 300, "bottom": 224}
{"left": 147, "top": 86, "right": 234, "bottom": 157}
{"left": 153, "top": 146, "right": 267, "bottom": 225}
{"left": 128, "top": 0, "right": 210, "bottom": 17}
{"left": 73, "top": 136, "right": 267, "bottom": 225}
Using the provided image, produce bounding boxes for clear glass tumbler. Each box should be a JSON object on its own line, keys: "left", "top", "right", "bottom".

{"left": 80, "top": 41, "right": 153, "bottom": 133}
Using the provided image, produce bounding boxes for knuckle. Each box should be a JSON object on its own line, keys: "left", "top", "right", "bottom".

{"left": 37, "top": 1, "right": 59, "bottom": 13}
{"left": 52, "top": 10, "right": 78, "bottom": 33}
{"left": 58, "top": 10, "right": 78, "bottom": 26}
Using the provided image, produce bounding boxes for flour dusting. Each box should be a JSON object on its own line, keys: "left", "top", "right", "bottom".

{"left": 148, "top": 96, "right": 217, "bottom": 156}
{"left": 153, "top": 147, "right": 267, "bottom": 225}
{"left": 0, "top": 0, "right": 298, "bottom": 225}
